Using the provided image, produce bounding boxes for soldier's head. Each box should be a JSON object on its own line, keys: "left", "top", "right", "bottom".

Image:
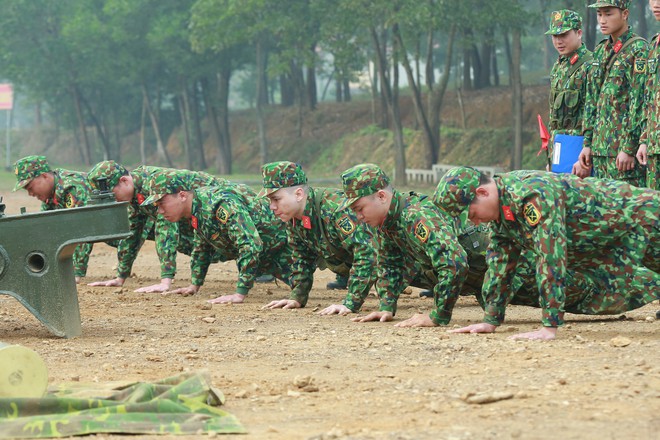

{"left": 338, "top": 163, "right": 392, "bottom": 227}
{"left": 141, "top": 170, "right": 193, "bottom": 222}
{"left": 589, "top": 1, "right": 630, "bottom": 36}
{"left": 433, "top": 166, "right": 499, "bottom": 226}
{"left": 13, "top": 155, "right": 55, "bottom": 202}
{"left": 546, "top": 10, "right": 583, "bottom": 56}
{"left": 650, "top": 0, "right": 660, "bottom": 22}
{"left": 87, "top": 160, "right": 133, "bottom": 202}
{"left": 259, "top": 161, "right": 309, "bottom": 222}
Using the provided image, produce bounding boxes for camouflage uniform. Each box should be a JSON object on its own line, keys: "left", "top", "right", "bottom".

{"left": 260, "top": 161, "right": 376, "bottom": 310}
{"left": 434, "top": 167, "right": 660, "bottom": 328}
{"left": 583, "top": 0, "right": 648, "bottom": 185}
{"left": 339, "top": 164, "right": 491, "bottom": 324}
{"left": 546, "top": 10, "right": 593, "bottom": 170}
{"left": 13, "top": 155, "right": 93, "bottom": 277}
{"left": 639, "top": 33, "right": 660, "bottom": 190}
{"left": 142, "top": 170, "right": 295, "bottom": 295}
{"left": 88, "top": 161, "right": 236, "bottom": 280}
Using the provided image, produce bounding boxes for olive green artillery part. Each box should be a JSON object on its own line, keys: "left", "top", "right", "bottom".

{"left": 0, "top": 179, "right": 130, "bottom": 338}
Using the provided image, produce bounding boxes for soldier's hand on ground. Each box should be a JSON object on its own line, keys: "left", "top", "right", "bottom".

{"left": 134, "top": 278, "right": 173, "bottom": 293}
{"left": 208, "top": 293, "right": 246, "bottom": 304}
{"left": 449, "top": 322, "right": 497, "bottom": 334}
{"left": 509, "top": 326, "right": 557, "bottom": 341}
{"left": 394, "top": 313, "right": 436, "bottom": 328}
{"left": 351, "top": 311, "right": 393, "bottom": 323}
{"left": 571, "top": 161, "right": 592, "bottom": 179}
{"left": 578, "top": 147, "right": 592, "bottom": 168}
{"left": 318, "top": 304, "right": 352, "bottom": 316}
{"left": 615, "top": 151, "right": 636, "bottom": 172}
{"left": 166, "top": 285, "right": 199, "bottom": 297}
{"left": 88, "top": 277, "right": 125, "bottom": 287}
{"left": 636, "top": 144, "right": 648, "bottom": 165}
{"left": 262, "top": 299, "right": 301, "bottom": 309}
{"left": 75, "top": 276, "right": 82, "bottom": 284}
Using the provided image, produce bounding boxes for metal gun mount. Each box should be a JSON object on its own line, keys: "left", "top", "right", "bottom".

{"left": 0, "top": 177, "right": 130, "bottom": 338}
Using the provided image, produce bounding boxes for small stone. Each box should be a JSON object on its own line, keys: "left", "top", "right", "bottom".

{"left": 235, "top": 390, "right": 248, "bottom": 399}
{"left": 558, "top": 378, "right": 567, "bottom": 385}
{"left": 256, "top": 335, "right": 267, "bottom": 341}
{"left": 293, "top": 375, "right": 313, "bottom": 388}
{"left": 462, "top": 391, "right": 514, "bottom": 404}
{"left": 202, "top": 317, "right": 216, "bottom": 324}
{"left": 83, "top": 351, "right": 94, "bottom": 357}
{"left": 199, "top": 303, "right": 212, "bottom": 310}
{"left": 610, "top": 336, "right": 631, "bottom": 347}
{"left": 645, "top": 316, "right": 655, "bottom": 322}
{"left": 402, "top": 286, "right": 413, "bottom": 295}
{"left": 287, "top": 390, "right": 301, "bottom": 397}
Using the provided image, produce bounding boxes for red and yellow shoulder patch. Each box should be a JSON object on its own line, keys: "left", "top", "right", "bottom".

{"left": 215, "top": 205, "right": 229, "bottom": 224}
{"left": 414, "top": 221, "right": 430, "bottom": 243}
{"left": 523, "top": 202, "right": 541, "bottom": 227}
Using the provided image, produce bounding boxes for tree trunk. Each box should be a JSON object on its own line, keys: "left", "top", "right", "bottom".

{"left": 141, "top": 83, "right": 172, "bottom": 167}
{"left": 584, "top": 7, "right": 597, "bottom": 50}
{"left": 393, "top": 25, "right": 434, "bottom": 167}
{"left": 306, "top": 42, "right": 317, "bottom": 110}
{"left": 511, "top": 29, "right": 523, "bottom": 170}
{"left": 71, "top": 85, "right": 91, "bottom": 165}
{"left": 342, "top": 78, "right": 350, "bottom": 102}
{"left": 216, "top": 68, "right": 233, "bottom": 174}
{"left": 191, "top": 81, "right": 207, "bottom": 169}
{"left": 462, "top": 48, "right": 472, "bottom": 90}
{"left": 79, "top": 90, "right": 112, "bottom": 162}
{"left": 335, "top": 76, "right": 342, "bottom": 102}
{"left": 139, "top": 96, "right": 147, "bottom": 164}
{"left": 256, "top": 38, "right": 269, "bottom": 164}
{"left": 637, "top": 0, "right": 649, "bottom": 39}
{"left": 280, "top": 74, "right": 294, "bottom": 107}
{"left": 178, "top": 79, "right": 193, "bottom": 170}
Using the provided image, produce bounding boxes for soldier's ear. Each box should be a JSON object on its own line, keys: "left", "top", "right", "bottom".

{"left": 475, "top": 186, "right": 490, "bottom": 200}
{"left": 294, "top": 187, "right": 305, "bottom": 201}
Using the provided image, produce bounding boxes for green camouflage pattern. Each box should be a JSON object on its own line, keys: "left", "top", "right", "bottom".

{"left": 111, "top": 166, "right": 231, "bottom": 279}
{"left": 188, "top": 186, "right": 296, "bottom": 295}
{"left": 588, "top": 0, "right": 630, "bottom": 9}
{"left": 373, "top": 190, "right": 490, "bottom": 324}
{"left": 545, "top": 9, "right": 582, "bottom": 35}
{"left": 583, "top": 28, "right": 648, "bottom": 184}
{"left": 431, "top": 166, "right": 481, "bottom": 218}
{"left": 548, "top": 44, "right": 593, "bottom": 167}
{"left": 338, "top": 163, "right": 390, "bottom": 210}
{"left": 87, "top": 160, "right": 129, "bottom": 191}
{"left": 640, "top": 34, "right": 660, "bottom": 190}
{"left": 286, "top": 187, "right": 377, "bottom": 310}
{"left": 0, "top": 371, "right": 245, "bottom": 437}
{"left": 12, "top": 155, "right": 51, "bottom": 191}
{"left": 36, "top": 168, "right": 94, "bottom": 278}
{"left": 258, "top": 161, "right": 308, "bottom": 197}
{"left": 479, "top": 171, "right": 659, "bottom": 327}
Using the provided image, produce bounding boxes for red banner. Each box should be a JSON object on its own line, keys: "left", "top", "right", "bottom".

{"left": 0, "top": 84, "right": 13, "bottom": 110}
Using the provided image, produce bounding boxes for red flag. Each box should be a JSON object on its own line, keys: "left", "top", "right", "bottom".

{"left": 537, "top": 114, "right": 550, "bottom": 157}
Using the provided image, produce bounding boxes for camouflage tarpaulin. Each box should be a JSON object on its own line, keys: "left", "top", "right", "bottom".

{"left": 0, "top": 371, "right": 246, "bottom": 438}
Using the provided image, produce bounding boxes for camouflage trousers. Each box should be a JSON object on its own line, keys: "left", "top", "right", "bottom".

{"left": 592, "top": 155, "right": 645, "bottom": 187}
{"left": 644, "top": 154, "right": 660, "bottom": 190}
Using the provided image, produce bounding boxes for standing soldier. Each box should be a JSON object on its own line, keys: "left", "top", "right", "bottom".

{"left": 338, "top": 164, "right": 490, "bottom": 327}
{"left": 141, "top": 170, "right": 298, "bottom": 304}
{"left": 259, "top": 161, "right": 376, "bottom": 314}
{"left": 13, "top": 155, "right": 92, "bottom": 283}
{"left": 433, "top": 167, "right": 660, "bottom": 340}
{"left": 86, "top": 161, "right": 232, "bottom": 293}
{"left": 638, "top": 0, "right": 660, "bottom": 191}
{"left": 545, "top": 9, "right": 593, "bottom": 177}
{"left": 580, "top": 0, "right": 649, "bottom": 186}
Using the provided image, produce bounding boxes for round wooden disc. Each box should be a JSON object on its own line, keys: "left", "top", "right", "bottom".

{"left": 0, "top": 344, "right": 48, "bottom": 398}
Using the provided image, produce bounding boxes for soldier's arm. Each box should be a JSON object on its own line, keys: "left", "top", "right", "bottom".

{"left": 339, "top": 224, "right": 377, "bottom": 313}
{"left": 481, "top": 235, "right": 523, "bottom": 326}
{"left": 72, "top": 243, "right": 93, "bottom": 278}
{"left": 224, "top": 203, "right": 264, "bottom": 295}
{"left": 115, "top": 206, "right": 151, "bottom": 279}
{"left": 374, "top": 234, "right": 405, "bottom": 316}
{"left": 286, "top": 231, "right": 316, "bottom": 307}
{"left": 153, "top": 214, "right": 180, "bottom": 279}
{"left": 626, "top": 42, "right": 650, "bottom": 155}
{"left": 190, "top": 235, "right": 214, "bottom": 287}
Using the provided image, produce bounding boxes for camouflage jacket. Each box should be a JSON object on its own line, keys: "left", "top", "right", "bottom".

{"left": 640, "top": 34, "right": 660, "bottom": 155}
{"left": 549, "top": 44, "right": 593, "bottom": 138}
{"left": 41, "top": 169, "right": 92, "bottom": 277}
{"left": 583, "top": 29, "right": 649, "bottom": 156}
{"left": 286, "top": 187, "right": 377, "bottom": 311}
{"left": 482, "top": 171, "right": 659, "bottom": 328}
{"left": 189, "top": 186, "right": 291, "bottom": 294}
{"left": 117, "top": 166, "right": 224, "bottom": 279}
{"left": 376, "top": 190, "right": 469, "bottom": 325}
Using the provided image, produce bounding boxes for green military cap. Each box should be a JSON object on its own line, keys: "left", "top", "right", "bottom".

{"left": 87, "top": 160, "right": 129, "bottom": 191}
{"left": 258, "top": 161, "right": 308, "bottom": 197}
{"left": 545, "top": 10, "right": 582, "bottom": 35}
{"left": 338, "top": 163, "right": 390, "bottom": 211}
{"left": 588, "top": 0, "right": 630, "bottom": 9}
{"left": 432, "top": 166, "right": 482, "bottom": 217}
{"left": 13, "top": 155, "right": 51, "bottom": 191}
{"left": 140, "top": 170, "right": 191, "bottom": 206}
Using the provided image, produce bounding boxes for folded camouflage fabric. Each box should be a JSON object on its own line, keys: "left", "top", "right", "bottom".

{"left": 0, "top": 371, "right": 245, "bottom": 438}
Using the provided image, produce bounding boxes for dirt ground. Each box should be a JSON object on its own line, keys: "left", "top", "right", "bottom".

{"left": 1, "top": 190, "right": 659, "bottom": 440}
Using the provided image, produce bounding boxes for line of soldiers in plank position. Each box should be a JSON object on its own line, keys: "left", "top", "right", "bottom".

{"left": 11, "top": 154, "right": 659, "bottom": 341}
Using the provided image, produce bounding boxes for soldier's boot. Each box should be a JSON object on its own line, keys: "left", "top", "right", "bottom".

{"left": 656, "top": 310, "right": 660, "bottom": 320}
{"left": 326, "top": 274, "right": 348, "bottom": 290}
{"left": 419, "top": 290, "right": 433, "bottom": 298}
{"left": 255, "top": 274, "right": 275, "bottom": 283}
